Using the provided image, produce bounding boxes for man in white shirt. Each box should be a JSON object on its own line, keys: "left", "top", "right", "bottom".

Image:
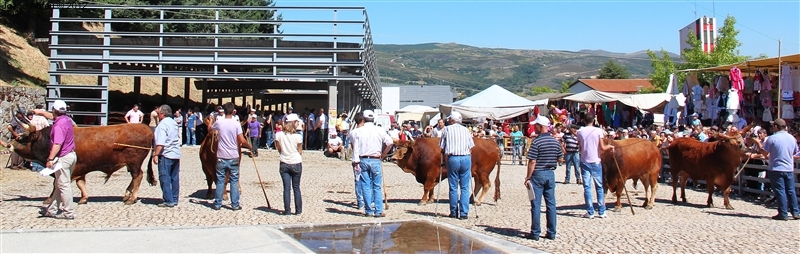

{"left": 325, "top": 131, "right": 344, "bottom": 159}
{"left": 125, "top": 104, "right": 144, "bottom": 124}
{"left": 350, "top": 110, "right": 393, "bottom": 217}
{"left": 431, "top": 119, "right": 445, "bottom": 138}
{"left": 317, "top": 108, "right": 329, "bottom": 151}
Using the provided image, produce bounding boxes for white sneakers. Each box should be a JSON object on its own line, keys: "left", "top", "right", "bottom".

{"left": 582, "top": 213, "right": 608, "bottom": 219}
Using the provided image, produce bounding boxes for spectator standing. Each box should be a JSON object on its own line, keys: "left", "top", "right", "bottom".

{"left": 439, "top": 112, "right": 475, "bottom": 220}
{"left": 275, "top": 113, "right": 304, "bottom": 215}
{"left": 348, "top": 114, "right": 366, "bottom": 209}
{"left": 432, "top": 119, "right": 445, "bottom": 138}
{"left": 211, "top": 102, "right": 252, "bottom": 210}
{"left": 186, "top": 108, "right": 197, "bottom": 146}
{"left": 173, "top": 109, "right": 184, "bottom": 146}
{"left": 493, "top": 125, "right": 507, "bottom": 158}
{"left": 576, "top": 113, "right": 614, "bottom": 219}
{"left": 125, "top": 104, "right": 144, "bottom": 124}
{"left": 245, "top": 116, "right": 262, "bottom": 157}
{"left": 264, "top": 112, "right": 274, "bottom": 149}
{"left": 148, "top": 106, "right": 159, "bottom": 132}
{"left": 306, "top": 111, "right": 317, "bottom": 150}
{"left": 511, "top": 126, "right": 524, "bottom": 165}
{"left": 317, "top": 108, "right": 329, "bottom": 151}
{"left": 524, "top": 115, "right": 563, "bottom": 241}
{"left": 754, "top": 119, "right": 800, "bottom": 220}
{"left": 6, "top": 108, "right": 28, "bottom": 169}
{"left": 152, "top": 105, "right": 181, "bottom": 208}
{"left": 350, "top": 110, "right": 393, "bottom": 217}
{"left": 563, "top": 124, "right": 581, "bottom": 184}
{"left": 39, "top": 100, "right": 77, "bottom": 219}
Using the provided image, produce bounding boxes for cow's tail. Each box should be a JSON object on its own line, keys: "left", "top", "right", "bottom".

{"left": 146, "top": 148, "right": 157, "bottom": 186}
{"left": 493, "top": 152, "right": 501, "bottom": 202}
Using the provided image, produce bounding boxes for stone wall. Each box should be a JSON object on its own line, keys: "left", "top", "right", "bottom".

{"left": 0, "top": 86, "right": 47, "bottom": 140}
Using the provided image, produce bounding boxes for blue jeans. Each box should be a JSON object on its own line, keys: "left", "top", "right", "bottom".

{"left": 265, "top": 130, "right": 274, "bottom": 149}
{"left": 339, "top": 130, "right": 350, "bottom": 148}
{"left": 214, "top": 158, "right": 240, "bottom": 208}
{"left": 767, "top": 171, "right": 800, "bottom": 217}
{"left": 530, "top": 170, "right": 556, "bottom": 237}
{"left": 564, "top": 152, "right": 581, "bottom": 182}
{"left": 354, "top": 165, "right": 364, "bottom": 208}
{"left": 249, "top": 136, "right": 259, "bottom": 155}
{"left": 359, "top": 158, "right": 384, "bottom": 216}
{"left": 279, "top": 162, "right": 303, "bottom": 214}
{"left": 512, "top": 144, "right": 523, "bottom": 165}
{"left": 158, "top": 157, "right": 180, "bottom": 205}
{"left": 186, "top": 127, "right": 196, "bottom": 145}
{"left": 580, "top": 162, "right": 606, "bottom": 215}
{"left": 447, "top": 155, "right": 472, "bottom": 217}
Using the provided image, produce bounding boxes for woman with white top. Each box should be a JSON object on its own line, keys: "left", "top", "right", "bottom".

{"left": 275, "top": 114, "right": 304, "bottom": 215}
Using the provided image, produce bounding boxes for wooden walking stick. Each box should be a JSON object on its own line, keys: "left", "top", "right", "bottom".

{"left": 611, "top": 150, "right": 635, "bottom": 215}
{"left": 251, "top": 156, "right": 271, "bottom": 209}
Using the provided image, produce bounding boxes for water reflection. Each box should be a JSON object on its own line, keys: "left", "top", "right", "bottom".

{"left": 283, "top": 221, "right": 501, "bottom": 254}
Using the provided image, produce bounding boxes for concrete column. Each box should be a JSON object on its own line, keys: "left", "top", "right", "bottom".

{"left": 184, "top": 78, "right": 190, "bottom": 107}
{"left": 133, "top": 76, "right": 141, "bottom": 104}
{"left": 161, "top": 77, "right": 168, "bottom": 104}
{"left": 328, "top": 80, "right": 338, "bottom": 121}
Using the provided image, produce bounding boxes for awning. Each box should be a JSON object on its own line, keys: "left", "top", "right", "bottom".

{"left": 562, "top": 90, "right": 632, "bottom": 103}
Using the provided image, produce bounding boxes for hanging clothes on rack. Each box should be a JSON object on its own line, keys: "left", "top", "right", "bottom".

{"left": 781, "top": 64, "right": 793, "bottom": 91}
{"left": 763, "top": 106, "right": 773, "bottom": 122}
{"left": 727, "top": 89, "right": 740, "bottom": 110}
{"left": 730, "top": 67, "right": 744, "bottom": 98}
{"left": 782, "top": 103, "right": 794, "bottom": 120}
{"left": 792, "top": 65, "right": 800, "bottom": 91}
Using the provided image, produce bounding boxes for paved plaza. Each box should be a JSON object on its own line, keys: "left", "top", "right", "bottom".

{"left": 1, "top": 147, "right": 798, "bottom": 253}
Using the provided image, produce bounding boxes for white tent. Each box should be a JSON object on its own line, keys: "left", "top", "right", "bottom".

{"left": 562, "top": 90, "right": 632, "bottom": 103}
{"left": 439, "top": 85, "right": 545, "bottom": 120}
{"left": 395, "top": 105, "right": 439, "bottom": 124}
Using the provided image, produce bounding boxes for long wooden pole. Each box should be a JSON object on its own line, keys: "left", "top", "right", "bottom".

{"left": 251, "top": 156, "right": 271, "bottom": 209}
{"left": 777, "top": 39, "right": 782, "bottom": 119}
{"left": 611, "top": 152, "right": 636, "bottom": 215}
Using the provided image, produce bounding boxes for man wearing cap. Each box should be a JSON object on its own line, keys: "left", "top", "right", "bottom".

{"left": 350, "top": 110, "right": 393, "bottom": 217}
{"left": 524, "top": 115, "right": 563, "bottom": 240}
{"left": 753, "top": 119, "right": 800, "bottom": 220}
{"left": 562, "top": 124, "right": 581, "bottom": 184}
{"left": 152, "top": 104, "right": 181, "bottom": 208}
{"left": 325, "top": 130, "right": 344, "bottom": 159}
{"left": 690, "top": 113, "right": 701, "bottom": 127}
{"left": 575, "top": 113, "right": 614, "bottom": 219}
{"left": 39, "top": 100, "right": 77, "bottom": 219}
{"left": 439, "top": 111, "right": 475, "bottom": 220}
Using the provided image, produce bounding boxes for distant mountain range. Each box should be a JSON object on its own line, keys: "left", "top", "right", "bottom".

{"left": 374, "top": 43, "right": 679, "bottom": 97}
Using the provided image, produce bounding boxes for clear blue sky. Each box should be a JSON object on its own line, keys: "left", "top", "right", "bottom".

{"left": 278, "top": 0, "right": 799, "bottom": 58}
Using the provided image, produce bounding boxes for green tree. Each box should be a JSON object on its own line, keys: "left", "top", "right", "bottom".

{"left": 530, "top": 86, "right": 555, "bottom": 96}
{"left": 558, "top": 79, "right": 574, "bottom": 93}
{"left": 597, "top": 60, "right": 631, "bottom": 79}
{"left": 646, "top": 49, "right": 677, "bottom": 92}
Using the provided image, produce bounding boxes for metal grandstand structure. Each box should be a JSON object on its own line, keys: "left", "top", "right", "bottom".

{"left": 42, "top": 4, "right": 381, "bottom": 125}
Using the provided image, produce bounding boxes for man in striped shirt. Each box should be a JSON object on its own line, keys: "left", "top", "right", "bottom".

{"left": 439, "top": 111, "right": 475, "bottom": 220}
{"left": 524, "top": 115, "right": 564, "bottom": 241}
{"left": 562, "top": 124, "right": 581, "bottom": 184}
{"left": 350, "top": 110, "right": 394, "bottom": 217}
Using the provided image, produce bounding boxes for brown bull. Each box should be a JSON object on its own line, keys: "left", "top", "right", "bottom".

{"left": 9, "top": 123, "right": 155, "bottom": 205}
{"left": 668, "top": 129, "right": 748, "bottom": 210}
{"left": 601, "top": 138, "right": 661, "bottom": 211}
{"left": 392, "top": 137, "right": 501, "bottom": 206}
{"left": 199, "top": 115, "right": 241, "bottom": 200}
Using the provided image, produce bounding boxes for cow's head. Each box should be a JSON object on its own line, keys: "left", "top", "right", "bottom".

{"left": 714, "top": 132, "right": 748, "bottom": 153}
{"left": 392, "top": 140, "right": 415, "bottom": 162}
{"left": 8, "top": 123, "right": 50, "bottom": 162}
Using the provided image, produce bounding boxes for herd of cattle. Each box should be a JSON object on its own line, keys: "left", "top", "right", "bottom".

{"left": 5, "top": 116, "right": 754, "bottom": 213}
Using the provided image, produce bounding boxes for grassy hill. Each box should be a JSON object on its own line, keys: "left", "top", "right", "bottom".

{"left": 375, "top": 43, "right": 678, "bottom": 97}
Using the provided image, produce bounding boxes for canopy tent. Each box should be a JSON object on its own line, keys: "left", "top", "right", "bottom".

{"left": 395, "top": 105, "right": 439, "bottom": 124}
{"left": 562, "top": 89, "right": 685, "bottom": 113}
{"left": 562, "top": 90, "right": 632, "bottom": 103}
{"left": 439, "top": 85, "right": 545, "bottom": 120}
{"left": 679, "top": 53, "right": 800, "bottom": 72}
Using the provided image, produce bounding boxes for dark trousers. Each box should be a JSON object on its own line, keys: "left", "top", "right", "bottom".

{"left": 280, "top": 162, "right": 303, "bottom": 214}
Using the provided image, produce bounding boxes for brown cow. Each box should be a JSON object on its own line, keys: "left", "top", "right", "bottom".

{"left": 392, "top": 137, "right": 501, "bottom": 206}
{"left": 668, "top": 131, "right": 748, "bottom": 210}
{"left": 9, "top": 123, "right": 155, "bottom": 205}
{"left": 199, "top": 115, "right": 241, "bottom": 200}
{"left": 601, "top": 138, "right": 661, "bottom": 211}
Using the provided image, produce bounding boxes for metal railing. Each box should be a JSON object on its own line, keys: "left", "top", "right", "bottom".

{"left": 47, "top": 4, "right": 381, "bottom": 124}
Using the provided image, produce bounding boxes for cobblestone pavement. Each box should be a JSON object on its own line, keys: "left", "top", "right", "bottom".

{"left": 1, "top": 147, "right": 798, "bottom": 253}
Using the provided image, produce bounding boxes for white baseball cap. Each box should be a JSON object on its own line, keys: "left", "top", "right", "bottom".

{"left": 449, "top": 111, "right": 463, "bottom": 122}
{"left": 285, "top": 113, "right": 300, "bottom": 122}
{"left": 52, "top": 100, "right": 67, "bottom": 111}
{"left": 363, "top": 110, "right": 375, "bottom": 118}
{"left": 533, "top": 115, "right": 550, "bottom": 126}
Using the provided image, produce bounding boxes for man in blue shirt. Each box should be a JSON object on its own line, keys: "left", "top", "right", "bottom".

{"left": 754, "top": 119, "right": 800, "bottom": 220}
{"left": 153, "top": 105, "right": 182, "bottom": 208}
